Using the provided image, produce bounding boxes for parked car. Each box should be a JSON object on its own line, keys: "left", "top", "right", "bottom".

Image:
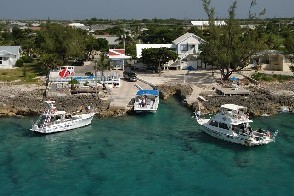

{"left": 123, "top": 70, "right": 137, "bottom": 82}
{"left": 72, "top": 59, "right": 84, "bottom": 66}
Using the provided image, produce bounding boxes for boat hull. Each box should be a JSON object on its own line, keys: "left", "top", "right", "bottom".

{"left": 31, "top": 113, "right": 95, "bottom": 134}
{"left": 199, "top": 124, "right": 273, "bottom": 147}
{"left": 133, "top": 107, "right": 157, "bottom": 113}
{"left": 133, "top": 102, "right": 159, "bottom": 113}
{"left": 195, "top": 104, "right": 277, "bottom": 147}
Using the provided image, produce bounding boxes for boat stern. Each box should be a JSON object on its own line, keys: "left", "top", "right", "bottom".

{"left": 246, "top": 130, "right": 279, "bottom": 146}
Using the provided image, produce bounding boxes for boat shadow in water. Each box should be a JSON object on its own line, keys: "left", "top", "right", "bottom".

{"left": 179, "top": 130, "right": 259, "bottom": 152}
{"left": 127, "top": 110, "right": 157, "bottom": 116}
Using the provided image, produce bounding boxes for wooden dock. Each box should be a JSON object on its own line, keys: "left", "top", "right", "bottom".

{"left": 216, "top": 87, "right": 250, "bottom": 96}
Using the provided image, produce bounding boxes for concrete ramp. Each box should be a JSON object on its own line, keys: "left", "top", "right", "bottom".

{"left": 109, "top": 79, "right": 152, "bottom": 109}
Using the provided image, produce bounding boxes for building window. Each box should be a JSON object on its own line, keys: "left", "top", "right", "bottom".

{"left": 180, "top": 44, "right": 188, "bottom": 51}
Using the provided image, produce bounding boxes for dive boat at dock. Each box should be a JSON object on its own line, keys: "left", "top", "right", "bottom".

{"left": 31, "top": 100, "right": 95, "bottom": 134}
{"left": 195, "top": 104, "right": 278, "bottom": 146}
{"left": 133, "top": 89, "right": 159, "bottom": 113}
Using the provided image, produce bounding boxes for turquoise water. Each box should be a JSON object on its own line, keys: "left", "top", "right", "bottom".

{"left": 0, "top": 97, "right": 293, "bottom": 195}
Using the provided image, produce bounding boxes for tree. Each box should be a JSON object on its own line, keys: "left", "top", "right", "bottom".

{"left": 39, "top": 53, "right": 61, "bottom": 74}
{"left": 139, "top": 26, "right": 185, "bottom": 44}
{"left": 95, "top": 53, "right": 111, "bottom": 77}
{"left": 141, "top": 47, "right": 178, "bottom": 72}
{"left": 40, "top": 23, "right": 90, "bottom": 62}
{"left": 284, "top": 33, "right": 294, "bottom": 54}
{"left": 11, "top": 27, "right": 26, "bottom": 45}
{"left": 69, "top": 78, "right": 79, "bottom": 90}
{"left": 284, "top": 32, "right": 294, "bottom": 74}
{"left": 199, "top": 0, "right": 266, "bottom": 80}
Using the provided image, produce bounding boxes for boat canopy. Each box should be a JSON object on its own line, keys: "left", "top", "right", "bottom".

{"left": 221, "top": 104, "right": 246, "bottom": 111}
{"left": 136, "top": 90, "right": 159, "bottom": 96}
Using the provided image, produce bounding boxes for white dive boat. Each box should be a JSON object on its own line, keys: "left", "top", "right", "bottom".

{"left": 195, "top": 104, "right": 278, "bottom": 146}
{"left": 133, "top": 89, "right": 159, "bottom": 113}
{"left": 31, "top": 101, "right": 95, "bottom": 134}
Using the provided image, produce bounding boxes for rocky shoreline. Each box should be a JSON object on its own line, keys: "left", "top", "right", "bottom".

{"left": 0, "top": 80, "right": 293, "bottom": 118}
{"left": 158, "top": 81, "right": 294, "bottom": 116}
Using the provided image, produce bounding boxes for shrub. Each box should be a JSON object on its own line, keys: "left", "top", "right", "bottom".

{"left": 85, "top": 72, "right": 93, "bottom": 76}
{"left": 251, "top": 72, "right": 293, "bottom": 82}
{"left": 15, "top": 59, "right": 24, "bottom": 67}
{"left": 20, "top": 56, "right": 34, "bottom": 63}
{"left": 290, "top": 65, "right": 294, "bottom": 73}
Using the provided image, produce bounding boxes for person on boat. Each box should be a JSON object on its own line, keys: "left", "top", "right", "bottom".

{"left": 138, "top": 97, "right": 142, "bottom": 107}
{"left": 248, "top": 127, "right": 254, "bottom": 137}
{"left": 194, "top": 110, "right": 201, "bottom": 119}
{"left": 142, "top": 97, "right": 146, "bottom": 107}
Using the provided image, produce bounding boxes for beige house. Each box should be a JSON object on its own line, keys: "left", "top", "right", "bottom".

{"left": 259, "top": 54, "right": 292, "bottom": 72}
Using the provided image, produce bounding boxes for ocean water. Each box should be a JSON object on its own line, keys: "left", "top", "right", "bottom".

{"left": 0, "top": 97, "right": 293, "bottom": 196}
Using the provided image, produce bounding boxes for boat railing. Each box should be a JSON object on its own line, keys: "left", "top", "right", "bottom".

{"left": 135, "top": 100, "right": 155, "bottom": 109}
{"left": 224, "top": 111, "right": 249, "bottom": 121}
{"left": 272, "top": 130, "right": 279, "bottom": 142}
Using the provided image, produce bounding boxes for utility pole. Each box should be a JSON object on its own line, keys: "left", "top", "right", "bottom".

{"left": 123, "top": 34, "right": 126, "bottom": 71}
{"left": 94, "top": 60, "right": 97, "bottom": 97}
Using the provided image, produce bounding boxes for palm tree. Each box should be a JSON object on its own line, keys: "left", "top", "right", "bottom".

{"left": 94, "top": 53, "right": 111, "bottom": 78}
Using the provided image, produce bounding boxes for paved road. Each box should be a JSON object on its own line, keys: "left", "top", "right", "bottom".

{"left": 73, "top": 61, "right": 154, "bottom": 109}
{"left": 74, "top": 61, "right": 95, "bottom": 75}
{"left": 109, "top": 78, "right": 152, "bottom": 109}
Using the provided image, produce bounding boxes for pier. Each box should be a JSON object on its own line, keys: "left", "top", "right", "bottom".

{"left": 109, "top": 78, "right": 153, "bottom": 110}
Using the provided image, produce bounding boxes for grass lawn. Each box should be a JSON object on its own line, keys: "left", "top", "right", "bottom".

{"left": 251, "top": 72, "right": 294, "bottom": 82}
{"left": 0, "top": 63, "right": 45, "bottom": 84}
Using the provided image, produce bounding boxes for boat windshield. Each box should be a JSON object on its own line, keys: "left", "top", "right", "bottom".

{"left": 232, "top": 123, "right": 248, "bottom": 133}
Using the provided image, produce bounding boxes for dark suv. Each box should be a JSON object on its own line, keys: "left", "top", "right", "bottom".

{"left": 123, "top": 70, "right": 137, "bottom": 82}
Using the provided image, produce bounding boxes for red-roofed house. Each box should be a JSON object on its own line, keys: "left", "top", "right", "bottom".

{"left": 108, "top": 49, "right": 131, "bottom": 70}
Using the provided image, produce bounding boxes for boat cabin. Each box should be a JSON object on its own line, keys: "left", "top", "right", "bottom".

{"left": 207, "top": 104, "right": 252, "bottom": 134}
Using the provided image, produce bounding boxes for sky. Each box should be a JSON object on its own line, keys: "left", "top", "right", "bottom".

{"left": 0, "top": 0, "right": 293, "bottom": 20}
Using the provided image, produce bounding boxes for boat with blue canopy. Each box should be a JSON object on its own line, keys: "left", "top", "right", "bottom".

{"left": 134, "top": 89, "right": 159, "bottom": 113}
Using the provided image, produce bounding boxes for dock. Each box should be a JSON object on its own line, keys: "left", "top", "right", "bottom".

{"left": 216, "top": 87, "right": 250, "bottom": 96}
{"left": 109, "top": 79, "right": 153, "bottom": 110}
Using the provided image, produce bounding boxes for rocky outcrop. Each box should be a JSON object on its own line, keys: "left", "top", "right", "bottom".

{"left": 156, "top": 82, "right": 294, "bottom": 117}
{"left": 0, "top": 86, "right": 113, "bottom": 117}
{"left": 0, "top": 80, "right": 293, "bottom": 118}
{"left": 190, "top": 86, "right": 294, "bottom": 116}
{"left": 158, "top": 83, "right": 193, "bottom": 100}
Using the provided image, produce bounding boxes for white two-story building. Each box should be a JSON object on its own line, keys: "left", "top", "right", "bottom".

{"left": 0, "top": 46, "right": 22, "bottom": 69}
{"left": 136, "top": 33, "right": 207, "bottom": 70}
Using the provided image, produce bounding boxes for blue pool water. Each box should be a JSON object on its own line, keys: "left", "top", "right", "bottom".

{"left": 0, "top": 97, "right": 293, "bottom": 195}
